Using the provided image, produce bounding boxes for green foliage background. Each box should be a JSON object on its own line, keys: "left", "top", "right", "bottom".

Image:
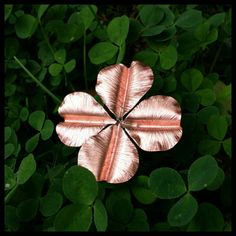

{"left": 4, "top": 4, "right": 232, "bottom": 232}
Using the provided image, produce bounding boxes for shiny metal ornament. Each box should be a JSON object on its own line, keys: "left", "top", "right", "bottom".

{"left": 56, "top": 61, "right": 182, "bottom": 183}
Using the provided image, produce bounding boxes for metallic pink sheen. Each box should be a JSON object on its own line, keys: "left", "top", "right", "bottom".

{"left": 122, "top": 95, "right": 182, "bottom": 151}
{"left": 95, "top": 61, "right": 154, "bottom": 118}
{"left": 78, "top": 124, "right": 139, "bottom": 183}
{"left": 56, "top": 61, "right": 183, "bottom": 183}
{"left": 56, "top": 92, "right": 115, "bottom": 147}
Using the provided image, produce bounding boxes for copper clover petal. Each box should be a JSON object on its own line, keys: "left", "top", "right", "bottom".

{"left": 56, "top": 92, "right": 115, "bottom": 147}
{"left": 95, "top": 61, "right": 154, "bottom": 118}
{"left": 56, "top": 61, "right": 183, "bottom": 184}
{"left": 122, "top": 95, "right": 183, "bottom": 152}
{"left": 77, "top": 124, "right": 139, "bottom": 183}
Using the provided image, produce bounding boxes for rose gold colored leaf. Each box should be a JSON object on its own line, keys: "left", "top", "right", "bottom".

{"left": 77, "top": 124, "right": 139, "bottom": 184}
{"left": 95, "top": 61, "right": 154, "bottom": 118}
{"left": 122, "top": 95, "right": 182, "bottom": 152}
{"left": 56, "top": 92, "right": 115, "bottom": 147}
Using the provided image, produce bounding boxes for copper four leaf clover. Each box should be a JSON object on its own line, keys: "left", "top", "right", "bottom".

{"left": 56, "top": 61, "right": 183, "bottom": 183}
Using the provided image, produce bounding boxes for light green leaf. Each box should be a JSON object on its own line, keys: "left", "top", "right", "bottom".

{"left": 207, "top": 12, "right": 225, "bottom": 28}
{"left": 17, "top": 154, "right": 36, "bottom": 185}
{"left": 206, "top": 167, "right": 225, "bottom": 191}
{"left": 160, "top": 44, "right": 177, "bottom": 70}
{"left": 15, "top": 14, "right": 38, "bottom": 39}
{"left": 54, "top": 48, "right": 66, "bottom": 64}
{"left": 131, "top": 175, "right": 157, "bottom": 204}
{"left": 89, "top": 42, "right": 118, "bottom": 65}
{"left": 181, "top": 68, "right": 203, "bottom": 92}
{"left": 168, "top": 193, "right": 198, "bottom": 226}
{"left": 54, "top": 204, "right": 92, "bottom": 231}
{"left": 107, "top": 15, "right": 129, "bottom": 46}
{"left": 40, "top": 192, "right": 63, "bottom": 217}
{"left": 64, "top": 59, "right": 76, "bottom": 73}
{"left": 25, "top": 133, "right": 40, "bottom": 153}
{"left": 49, "top": 63, "right": 63, "bottom": 77}
{"left": 5, "top": 165, "right": 16, "bottom": 191}
{"left": 207, "top": 115, "right": 228, "bottom": 140}
{"left": 223, "top": 138, "right": 231, "bottom": 157}
{"left": 40, "top": 119, "right": 54, "bottom": 140}
{"left": 28, "top": 111, "right": 45, "bottom": 131}
{"left": 93, "top": 199, "right": 108, "bottom": 232}
{"left": 176, "top": 9, "right": 202, "bottom": 30}
{"left": 149, "top": 167, "right": 187, "bottom": 199}
{"left": 17, "top": 198, "right": 39, "bottom": 222}
{"left": 188, "top": 155, "right": 218, "bottom": 191}
{"left": 63, "top": 166, "right": 98, "bottom": 205}
{"left": 196, "top": 88, "right": 216, "bottom": 106}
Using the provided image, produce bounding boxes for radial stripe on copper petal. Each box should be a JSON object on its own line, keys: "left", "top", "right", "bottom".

{"left": 122, "top": 95, "right": 182, "bottom": 152}
{"left": 95, "top": 61, "right": 154, "bottom": 118}
{"left": 56, "top": 92, "right": 115, "bottom": 147}
{"left": 77, "top": 124, "right": 139, "bottom": 184}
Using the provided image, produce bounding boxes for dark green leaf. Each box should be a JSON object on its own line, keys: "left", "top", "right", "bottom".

{"left": 54, "top": 204, "right": 92, "bottom": 231}
{"left": 93, "top": 199, "right": 108, "bottom": 232}
{"left": 15, "top": 14, "right": 38, "bottom": 39}
{"left": 131, "top": 175, "right": 157, "bottom": 204}
{"left": 54, "top": 48, "right": 66, "bottom": 64}
{"left": 188, "top": 155, "right": 218, "bottom": 191}
{"left": 207, "top": 115, "right": 228, "bottom": 140}
{"left": 197, "top": 106, "right": 219, "bottom": 124}
{"left": 196, "top": 88, "right": 216, "bottom": 106}
{"left": 168, "top": 193, "right": 198, "bottom": 226}
{"left": 107, "top": 15, "right": 129, "bottom": 46}
{"left": 198, "top": 139, "right": 221, "bottom": 155}
{"left": 17, "top": 198, "right": 39, "bottom": 222}
{"left": 5, "top": 126, "right": 12, "bottom": 143}
{"left": 25, "top": 133, "right": 40, "bottom": 153}
{"left": 194, "top": 22, "right": 210, "bottom": 42}
{"left": 64, "top": 59, "right": 76, "bottom": 73}
{"left": 163, "top": 74, "right": 177, "bottom": 93}
{"left": 207, "top": 13, "right": 225, "bottom": 28}
{"left": 63, "top": 166, "right": 98, "bottom": 205}
{"left": 160, "top": 44, "right": 177, "bottom": 70}
{"left": 149, "top": 167, "right": 186, "bottom": 199}
{"left": 5, "top": 5, "right": 13, "bottom": 21}
{"left": 16, "top": 153, "right": 36, "bottom": 185}
{"left": 133, "top": 50, "right": 158, "bottom": 67}
{"left": 5, "top": 165, "right": 16, "bottom": 191}
{"left": 40, "top": 119, "right": 54, "bottom": 140}
{"left": 28, "top": 110, "right": 45, "bottom": 131}
{"left": 37, "top": 4, "right": 49, "bottom": 20}
{"left": 181, "top": 68, "right": 203, "bottom": 92}
{"left": 5, "top": 143, "right": 15, "bottom": 159}
{"left": 89, "top": 42, "right": 118, "bottom": 65}
{"left": 176, "top": 9, "right": 202, "bottom": 30}
{"left": 5, "top": 84, "right": 16, "bottom": 97}
{"left": 40, "top": 192, "right": 63, "bottom": 217}
{"left": 80, "top": 5, "right": 97, "bottom": 30}
{"left": 140, "top": 5, "right": 164, "bottom": 26}
{"left": 223, "top": 138, "right": 231, "bottom": 157}
{"left": 142, "top": 25, "right": 166, "bottom": 37}
{"left": 187, "top": 203, "right": 224, "bottom": 231}
{"left": 19, "top": 107, "right": 29, "bottom": 122}
{"left": 5, "top": 205, "right": 19, "bottom": 231}
{"left": 49, "top": 63, "right": 63, "bottom": 77}
{"left": 206, "top": 167, "right": 225, "bottom": 191}
{"left": 127, "top": 209, "right": 149, "bottom": 232}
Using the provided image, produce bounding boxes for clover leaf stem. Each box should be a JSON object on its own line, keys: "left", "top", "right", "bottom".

{"left": 5, "top": 184, "right": 18, "bottom": 204}
{"left": 14, "top": 56, "right": 61, "bottom": 104}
